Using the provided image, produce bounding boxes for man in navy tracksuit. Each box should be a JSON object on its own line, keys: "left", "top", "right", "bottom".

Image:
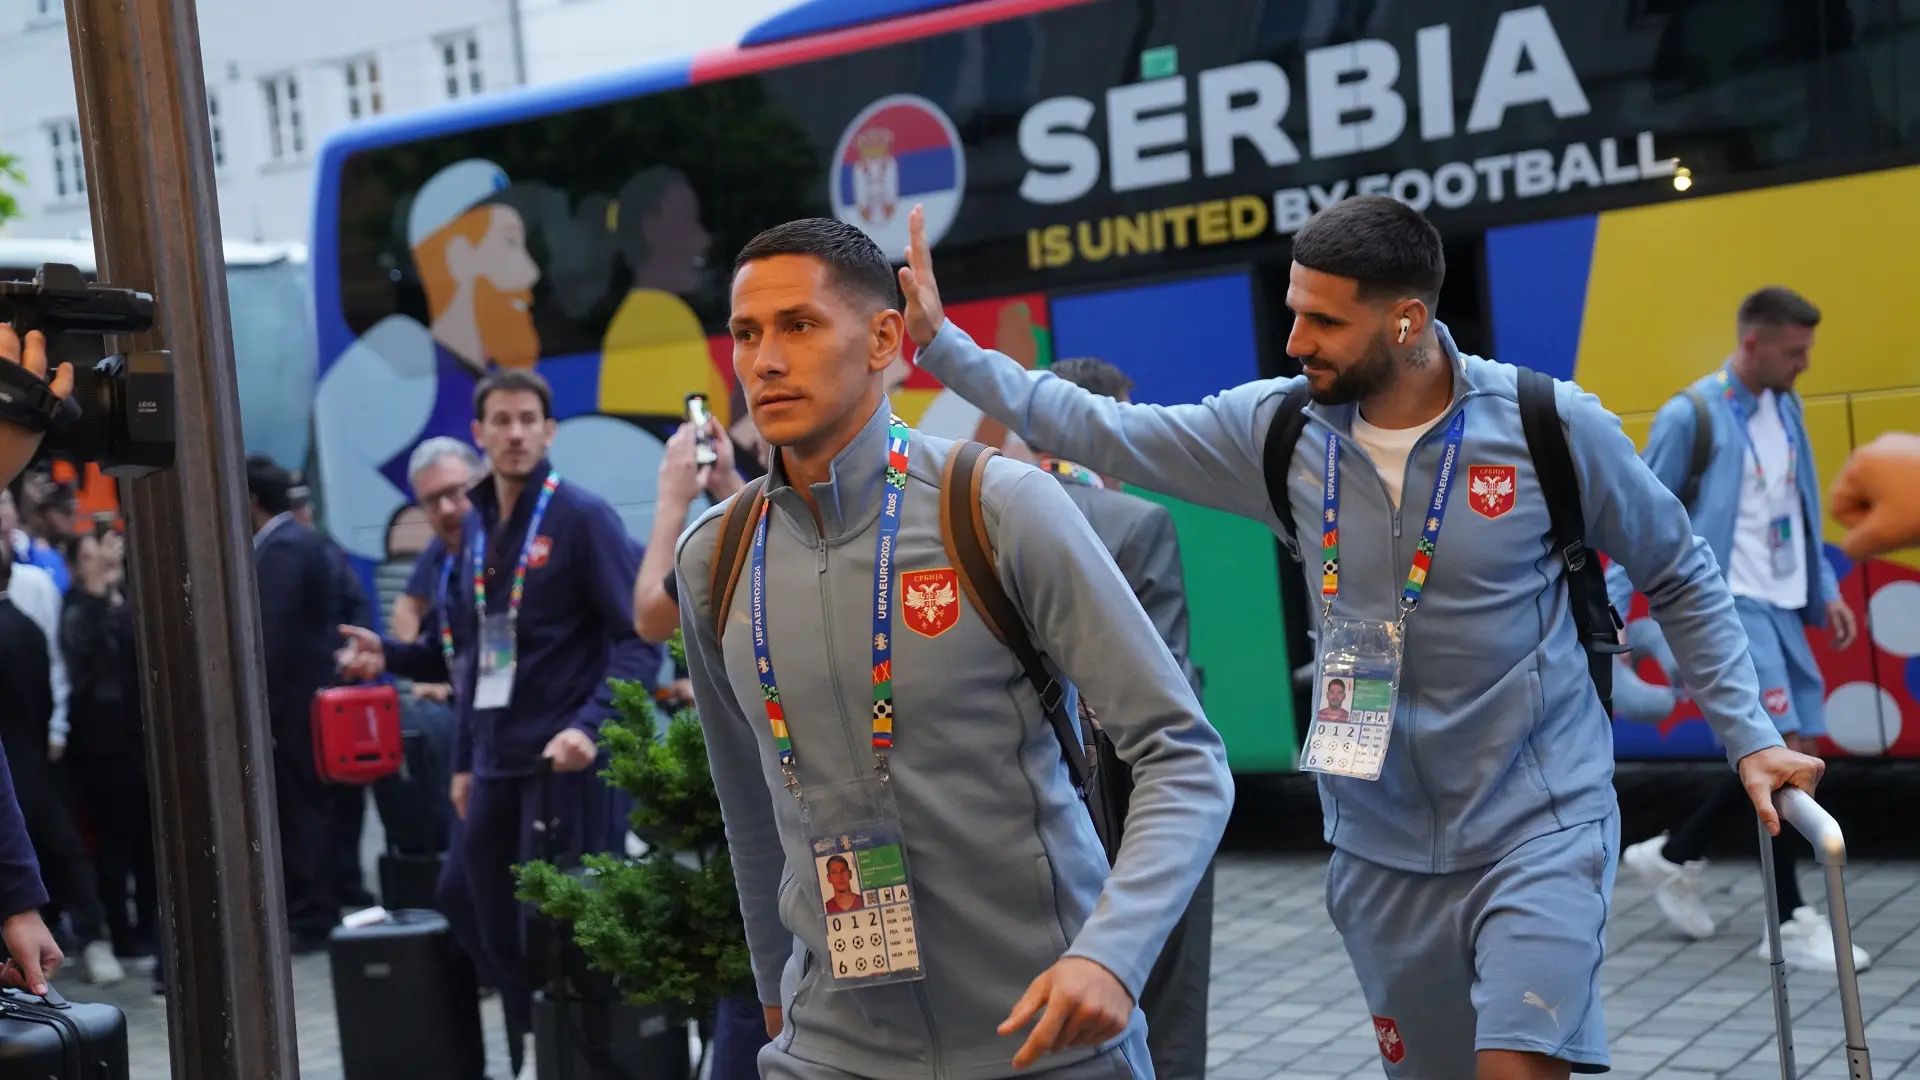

{"left": 339, "top": 368, "right": 659, "bottom": 1076}
{"left": 905, "top": 196, "right": 1823, "bottom": 1080}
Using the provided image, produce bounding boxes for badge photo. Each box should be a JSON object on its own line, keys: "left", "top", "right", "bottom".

{"left": 1467, "top": 464, "right": 1517, "bottom": 520}
{"left": 900, "top": 567, "right": 961, "bottom": 638}
{"left": 819, "top": 850, "right": 867, "bottom": 915}
{"left": 527, "top": 534, "right": 553, "bottom": 569}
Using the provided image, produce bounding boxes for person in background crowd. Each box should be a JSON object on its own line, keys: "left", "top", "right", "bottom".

{"left": 0, "top": 543, "right": 123, "bottom": 985}
{"left": 0, "top": 324, "right": 71, "bottom": 997}
{"left": 249, "top": 455, "right": 346, "bottom": 952}
{"left": 1831, "top": 431, "right": 1920, "bottom": 558}
{"left": 290, "top": 477, "right": 379, "bottom": 911}
{"left": 337, "top": 370, "right": 659, "bottom": 1079}
{"left": 626, "top": 417, "right": 764, "bottom": 1077}
{"left": 1003, "top": 354, "right": 1214, "bottom": 1080}
{"left": 60, "top": 527, "right": 157, "bottom": 966}
{"left": 1614, "top": 287, "right": 1866, "bottom": 973}
{"left": 2, "top": 487, "right": 69, "bottom": 594}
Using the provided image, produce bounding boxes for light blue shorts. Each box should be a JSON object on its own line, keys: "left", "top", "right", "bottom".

{"left": 1326, "top": 812, "right": 1619, "bottom": 1078}
{"left": 1735, "top": 596, "right": 1826, "bottom": 738}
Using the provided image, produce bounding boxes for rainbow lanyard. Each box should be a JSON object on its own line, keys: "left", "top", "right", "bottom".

{"left": 1718, "top": 371, "right": 1795, "bottom": 491}
{"left": 469, "top": 473, "right": 561, "bottom": 629}
{"left": 1038, "top": 457, "right": 1104, "bottom": 489}
{"left": 1321, "top": 411, "right": 1468, "bottom": 617}
{"left": 749, "top": 417, "right": 910, "bottom": 796}
{"left": 437, "top": 552, "right": 457, "bottom": 666}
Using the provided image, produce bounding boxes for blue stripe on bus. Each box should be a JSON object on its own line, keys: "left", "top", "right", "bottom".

{"left": 836, "top": 148, "right": 959, "bottom": 206}
{"left": 1483, "top": 214, "right": 1597, "bottom": 384}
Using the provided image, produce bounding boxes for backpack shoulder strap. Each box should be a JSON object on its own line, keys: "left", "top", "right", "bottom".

{"left": 1262, "top": 381, "right": 1316, "bottom": 560}
{"left": 1678, "top": 387, "right": 1713, "bottom": 508}
{"left": 940, "top": 442, "right": 1091, "bottom": 790}
{"left": 708, "top": 476, "right": 769, "bottom": 641}
{"left": 1515, "top": 368, "right": 1626, "bottom": 712}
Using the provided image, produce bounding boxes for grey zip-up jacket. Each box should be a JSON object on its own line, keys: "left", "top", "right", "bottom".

{"left": 675, "top": 400, "right": 1232, "bottom": 1080}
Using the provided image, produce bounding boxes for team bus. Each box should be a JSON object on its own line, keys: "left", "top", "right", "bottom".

{"left": 309, "top": 0, "right": 1920, "bottom": 772}
{"left": 0, "top": 237, "right": 318, "bottom": 520}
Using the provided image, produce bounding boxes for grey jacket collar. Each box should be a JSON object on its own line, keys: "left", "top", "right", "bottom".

{"left": 764, "top": 397, "right": 895, "bottom": 543}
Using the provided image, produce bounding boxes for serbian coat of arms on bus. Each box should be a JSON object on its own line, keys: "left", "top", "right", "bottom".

{"left": 853, "top": 128, "right": 899, "bottom": 226}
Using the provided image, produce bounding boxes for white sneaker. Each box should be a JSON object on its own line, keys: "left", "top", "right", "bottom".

{"left": 1624, "top": 834, "right": 1717, "bottom": 939}
{"left": 82, "top": 941, "right": 125, "bottom": 986}
{"left": 516, "top": 1032, "right": 536, "bottom": 1080}
{"left": 1755, "top": 906, "right": 1873, "bottom": 972}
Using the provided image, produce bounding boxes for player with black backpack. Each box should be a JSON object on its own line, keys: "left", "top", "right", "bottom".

{"left": 907, "top": 196, "right": 1824, "bottom": 1080}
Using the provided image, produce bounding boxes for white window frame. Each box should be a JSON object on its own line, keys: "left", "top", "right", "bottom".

{"left": 438, "top": 31, "right": 484, "bottom": 100}
{"left": 261, "top": 72, "right": 305, "bottom": 163}
{"left": 45, "top": 118, "right": 85, "bottom": 202}
{"left": 344, "top": 55, "right": 383, "bottom": 121}
{"left": 207, "top": 92, "right": 227, "bottom": 170}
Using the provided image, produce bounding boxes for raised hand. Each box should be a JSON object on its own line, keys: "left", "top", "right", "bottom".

{"left": 897, "top": 204, "right": 947, "bottom": 348}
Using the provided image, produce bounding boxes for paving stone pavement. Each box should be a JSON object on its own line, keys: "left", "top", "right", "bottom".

{"left": 75, "top": 847, "right": 1920, "bottom": 1079}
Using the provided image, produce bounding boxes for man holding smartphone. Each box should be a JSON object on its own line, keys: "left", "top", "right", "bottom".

{"left": 633, "top": 396, "right": 745, "bottom": 645}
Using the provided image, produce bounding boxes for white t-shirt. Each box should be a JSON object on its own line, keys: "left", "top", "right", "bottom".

{"left": 1726, "top": 389, "right": 1808, "bottom": 609}
{"left": 1350, "top": 410, "right": 1446, "bottom": 508}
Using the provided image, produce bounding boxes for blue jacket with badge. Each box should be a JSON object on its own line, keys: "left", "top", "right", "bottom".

{"left": 383, "top": 460, "right": 660, "bottom": 778}
{"left": 917, "top": 320, "right": 1783, "bottom": 875}
{"left": 1604, "top": 369, "right": 1839, "bottom": 627}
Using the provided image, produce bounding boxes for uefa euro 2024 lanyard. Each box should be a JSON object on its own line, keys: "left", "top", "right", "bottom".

{"left": 469, "top": 472, "right": 560, "bottom": 709}
{"left": 747, "top": 416, "right": 925, "bottom": 987}
{"left": 1301, "top": 410, "right": 1467, "bottom": 782}
{"left": 1718, "top": 369, "right": 1799, "bottom": 578}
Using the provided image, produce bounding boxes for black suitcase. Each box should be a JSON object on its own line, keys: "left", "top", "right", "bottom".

{"left": 0, "top": 986, "right": 129, "bottom": 1079}
{"left": 379, "top": 850, "right": 445, "bottom": 911}
{"left": 372, "top": 724, "right": 451, "bottom": 857}
{"left": 329, "top": 909, "right": 486, "bottom": 1080}
{"left": 533, "top": 992, "right": 690, "bottom": 1080}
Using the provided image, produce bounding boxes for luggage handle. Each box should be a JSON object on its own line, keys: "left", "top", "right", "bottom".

{"left": 1761, "top": 786, "right": 1871, "bottom": 1080}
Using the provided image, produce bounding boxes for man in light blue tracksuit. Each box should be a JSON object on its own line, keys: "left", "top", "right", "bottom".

{"left": 676, "top": 218, "right": 1232, "bottom": 1080}
{"left": 1607, "top": 286, "right": 1866, "bottom": 973}
{"left": 902, "top": 196, "right": 1823, "bottom": 1080}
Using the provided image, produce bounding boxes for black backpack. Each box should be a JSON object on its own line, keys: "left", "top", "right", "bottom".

{"left": 1675, "top": 387, "right": 1715, "bottom": 509}
{"left": 1259, "top": 368, "right": 1629, "bottom": 714}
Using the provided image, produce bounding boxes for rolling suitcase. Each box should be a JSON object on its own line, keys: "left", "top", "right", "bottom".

{"left": 329, "top": 908, "right": 486, "bottom": 1080}
{"left": 0, "top": 985, "right": 130, "bottom": 1079}
{"left": 1761, "top": 787, "right": 1872, "bottom": 1080}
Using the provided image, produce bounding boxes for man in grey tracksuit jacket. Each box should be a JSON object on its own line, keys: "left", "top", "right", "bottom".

{"left": 899, "top": 196, "right": 1820, "bottom": 1077}
{"left": 676, "top": 401, "right": 1232, "bottom": 1075}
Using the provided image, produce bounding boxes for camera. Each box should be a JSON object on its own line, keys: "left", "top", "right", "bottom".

{"left": 0, "top": 262, "right": 174, "bottom": 477}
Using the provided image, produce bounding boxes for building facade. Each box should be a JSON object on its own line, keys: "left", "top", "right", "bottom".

{"left": 0, "top": 0, "right": 792, "bottom": 244}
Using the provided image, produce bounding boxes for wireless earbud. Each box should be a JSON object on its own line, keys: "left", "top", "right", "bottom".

{"left": 1398, "top": 317, "right": 1411, "bottom": 344}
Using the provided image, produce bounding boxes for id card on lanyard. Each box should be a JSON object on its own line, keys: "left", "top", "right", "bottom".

{"left": 471, "top": 474, "right": 561, "bottom": 710}
{"left": 748, "top": 417, "right": 925, "bottom": 989}
{"left": 1721, "top": 372, "right": 1799, "bottom": 580}
{"left": 1301, "top": 411, "right": 1467, "bottom": 782}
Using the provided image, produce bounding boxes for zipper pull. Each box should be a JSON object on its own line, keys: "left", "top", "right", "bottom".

{"left": 1392, "top": 510, "right": 1403, "bottom": 539}
{"left": 817, "top": 540, "right": 827, "bottom": 573}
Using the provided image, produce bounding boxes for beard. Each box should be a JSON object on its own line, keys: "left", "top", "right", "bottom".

{"left": 1305, "top": 332, "right": 1398, "bottom": 406}
{"left": 474, "top": 278, "right": 541, "bottom": 370}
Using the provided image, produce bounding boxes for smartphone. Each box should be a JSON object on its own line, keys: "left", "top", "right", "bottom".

{"left": 685, "top": 393, "right": 719, "bottom": 467}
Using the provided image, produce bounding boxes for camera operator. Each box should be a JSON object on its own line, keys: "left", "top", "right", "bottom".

{"left": 0, "top": 324, "right": 72, "bottom": 995}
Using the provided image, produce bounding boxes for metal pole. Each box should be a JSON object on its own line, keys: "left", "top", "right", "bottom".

{"left": 63, "top": 1, "right": 300, "bottom": 1077}
{"left": 509, "top": 0, "right": 529, "bottom": 85}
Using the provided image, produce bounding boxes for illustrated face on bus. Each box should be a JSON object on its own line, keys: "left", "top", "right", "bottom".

{"left": 616, "top": 168, "right": 711, "bottom": 296}
{"left": 728, "top": 253, "right": 902, "bottom": 456}
{"left": 411, "top": 455, "right": 476, "bottom": 546}
{"left": 417, "top": 203, "right": 542, "bottom": 374}
{"left": 472, "top": 387, "right": 556, "bottom": 482}
{"left": 1742, "top": 321, "right": 1815, "bottom": 393}
{"left": 1284, "top": 263, "right": 1430, "bottom": 408}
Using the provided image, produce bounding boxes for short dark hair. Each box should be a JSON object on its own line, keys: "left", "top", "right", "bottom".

{"left": 1738, "top": 287, "right": 1821, "bottom": 333}
{"left": 473, "top": 368, "right": 554, "bottom": 422}
{"left": 1049, "top": 358, "right": 1135, "bottom": 402}
{"left": 734, "top": 218, "right": 901, "bottom": 312}
{"left": 246, "top": 454, "right": 294, "bottom": 515}
{"left": 1290, "top": 195, "right": 1446, "bottom": 304}
{"left": 826, "top": 855, "right": 849, "bottom": 873}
